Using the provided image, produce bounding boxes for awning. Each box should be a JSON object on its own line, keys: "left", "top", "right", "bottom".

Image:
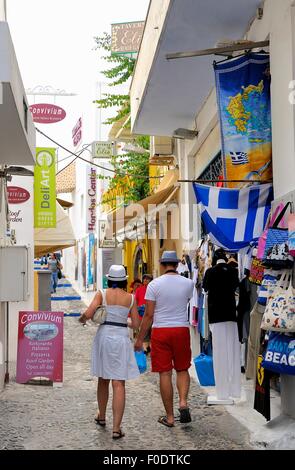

{"left": 34, "top": 201, "right": 76, "bottom": 257}
{"left": 131, "top": 0, "right": 262, "bottom": 136}
{"left": 107, "top": 170, "right": 179, "bottom": 235}
{"left": 56, "top": 161, "right": 76, "bottom": 194}
{"left": 56, "top": 197, "right": 74, "bottom": 208}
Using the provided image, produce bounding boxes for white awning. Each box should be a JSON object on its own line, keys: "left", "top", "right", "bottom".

{"left": 34, "top": 201, "right": 76, "bottom": 257}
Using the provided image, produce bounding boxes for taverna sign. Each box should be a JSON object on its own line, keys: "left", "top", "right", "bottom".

{"left": 29, "top": 103, "right": 66, "bottom": 124}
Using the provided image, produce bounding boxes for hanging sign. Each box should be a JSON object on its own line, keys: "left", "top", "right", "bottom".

{"left": 29, "top": 104, "right": 66, "bottom": 124}
{"left": 16, "top": 311, "right": 64, "bottom": 384}
{"left": 72, "top": 117, "right": 82, "bottom": 147}
{"left": 111, "top": 21, "right": 145, "bottom": 57}
{"left": 92, "top": 141, "right": 115, "bottom": 158}
{"left": 34, "top": 148, "right": 56, "bottom": 228}
{"left": 214, "top": 53, "right": 272, "bottom": 188}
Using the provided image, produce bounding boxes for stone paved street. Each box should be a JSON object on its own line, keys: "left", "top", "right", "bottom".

{"left": 0, "top": 282, "right": 252, "bottom": 450}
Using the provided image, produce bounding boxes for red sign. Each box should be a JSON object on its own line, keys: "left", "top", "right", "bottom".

{"left": 16, "top": 311, "right": 64, "bottom": 384}
{"left": 72, "top": 117, "right": 82, "bottom": 147}
{"left": 7, "top": 186, "right": 30, "bottom": 204}
{"left": 29, "top": 104, "right": 66, "bottom": 124}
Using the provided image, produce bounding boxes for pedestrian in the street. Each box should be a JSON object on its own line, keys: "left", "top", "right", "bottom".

{"left": 135, "top": 273, "right": 153, "bottom": 354}
{"left": 79, "top": 265, "right": 140, "bottom": 439}
{"left": 47, "top": 253, "right": 62, "bottom": 293}
{"left": 134, "top": 251, "right": 194, "bottom": 427}
{"left": 129, "top": 278, "right": 142, "bottom": 294}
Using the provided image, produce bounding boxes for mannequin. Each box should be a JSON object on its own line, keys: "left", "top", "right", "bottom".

{"left": 203, "top": 249, "right": 241, "bottom": 404}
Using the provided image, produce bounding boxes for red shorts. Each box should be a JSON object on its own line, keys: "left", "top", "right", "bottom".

{"left": 151, "top": 327, "right": 191, "bottom": 373}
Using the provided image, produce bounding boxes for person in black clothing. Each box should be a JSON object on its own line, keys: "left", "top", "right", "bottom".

{"left": 203, "top": 249, "right": 241, "bottom": 402}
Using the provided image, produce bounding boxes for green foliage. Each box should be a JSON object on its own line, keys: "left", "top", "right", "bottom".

{"left": 95, "top": 33, "right": 150, "bottom": 203}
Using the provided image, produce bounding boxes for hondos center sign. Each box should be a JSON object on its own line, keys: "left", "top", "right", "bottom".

{"left": 29, "top": 103, "right": 66, "bottom": 124}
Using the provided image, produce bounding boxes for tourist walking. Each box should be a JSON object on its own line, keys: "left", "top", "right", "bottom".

{"left": 135, "top": 273, "right": 153, "bottom": 353}
{"left": 134, "top": 251, "right": 194, "bottom": 427}
{"left": 79, "top": 265, "right": 140, "bottom": 439}
{"left": 47, "top": 253, "right": 62, "bottom": 293}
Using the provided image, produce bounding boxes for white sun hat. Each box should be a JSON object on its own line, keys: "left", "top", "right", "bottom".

{"left": 106, "top": 265, "right": 128, "bottom": 281}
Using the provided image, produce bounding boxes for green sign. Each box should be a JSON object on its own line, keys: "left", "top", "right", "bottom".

{"left": 92, "top": 141, "right": 115, "bottom": 158}
{"left": 34, "top": 148, "right": 56, "bottom": 228}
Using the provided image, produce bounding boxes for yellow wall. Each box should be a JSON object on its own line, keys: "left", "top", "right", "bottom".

{"left": 124, "top": 237, "right": 150, "bottom": 288}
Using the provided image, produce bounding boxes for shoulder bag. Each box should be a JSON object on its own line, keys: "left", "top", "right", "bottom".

{"left": 92, "top": 290, "right": 107, "bottom": 325}
{"left": 261, "top": 272, "right": 295, "bottom": 333}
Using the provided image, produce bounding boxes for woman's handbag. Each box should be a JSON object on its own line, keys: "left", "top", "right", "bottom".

{"left": 257, "top": 203, "right": 286, "bottom": 260}
{"left": 249, "top": 256, "right": 265, "bottom": 285}
{"left": 92, "top": 290, "right": 107, "bottom": 325}
{"left": 262, "top": 202, "right": 293, "bottom": 269}
{"left": 134, "top": 350, "right": 147, "bottom": 374}
{"left": 57, "top": 268, "right": 62, "bottom": 280}
{"left": 261, "top": 332, "right": 295, "bottom": 376}
{"left": 261, "top": 273, "right": 295, "bottom": 333}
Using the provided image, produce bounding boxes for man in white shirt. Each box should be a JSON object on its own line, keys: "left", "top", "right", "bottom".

{"left": 135, "top": 251, "right": 194, "bottom": 427}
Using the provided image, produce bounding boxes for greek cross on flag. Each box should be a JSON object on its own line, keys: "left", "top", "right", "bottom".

{"left": 230, "top": 151, "right": 249, "bottom": 165}
{"left": 193, "top": 183, "right": 273, "bottom": 251}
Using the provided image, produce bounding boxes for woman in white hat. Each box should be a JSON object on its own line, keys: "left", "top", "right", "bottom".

{"left": 79, "top": 265, "right": 140, "bottom": 439}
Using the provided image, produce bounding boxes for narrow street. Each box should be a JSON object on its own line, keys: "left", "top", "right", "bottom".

{"left": 0, "top": 282, "right": 252, "bottom": 451}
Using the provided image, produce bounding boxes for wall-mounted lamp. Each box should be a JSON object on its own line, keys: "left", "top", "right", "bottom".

{"left": 173, "top": 128, "right": 199, "bottom": 140}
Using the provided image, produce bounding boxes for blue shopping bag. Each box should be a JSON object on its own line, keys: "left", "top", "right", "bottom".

{"left": 194, "top": 353, "right": 215, "bottom": 386}
{"left": 134, "top": 350, "right": 147, "bottom": 374}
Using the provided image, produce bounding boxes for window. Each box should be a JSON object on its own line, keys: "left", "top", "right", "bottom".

{"left": 198, "top": 152, "right": 223, "bottom": 186}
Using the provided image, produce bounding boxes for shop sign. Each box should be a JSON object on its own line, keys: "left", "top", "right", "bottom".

{"left": 16, "top": 311, "right": 64, "bottom": 384}
{"left": 72, "top": 117, "right": 82, "bottom": 147}
{"left": 86, "top": 165, "right": 97, "bottom": 233}
{"left": 99, "top": 220, "right": 116, "bottom": 248}
{"left": 111, "top": 21, "right": 145, "bottom": 56}
{"left": 34, "top": 148, "right": 56, "bottom": 228}
{"left": 92, "top": 141, "right": 115, "bottom": 158}
{"left": 7, "top": 186, "right": 30, "bottom": 204}
{"left": 29, "top": 103, "right": 66, "bottom": 124}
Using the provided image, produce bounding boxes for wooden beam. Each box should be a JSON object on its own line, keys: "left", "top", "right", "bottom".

{"left": 166, "top": 40, "right": 269, "bottom": 60}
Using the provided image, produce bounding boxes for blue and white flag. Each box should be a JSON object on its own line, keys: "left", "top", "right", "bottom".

{"left": 229, "top": 151, "right": 249, "bottom": 165}
{"left": 193, "top": 183, "right": 273, "bottom": 251}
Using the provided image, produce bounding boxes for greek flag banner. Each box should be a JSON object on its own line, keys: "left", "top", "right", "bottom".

{"left": 230, "top": 151, "right": 249, "bottom": 165}
{"left": 193, "top": 183, "right": 273, "bottom": 251}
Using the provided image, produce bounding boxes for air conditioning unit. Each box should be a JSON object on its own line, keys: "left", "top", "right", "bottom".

{"left": 150, "top": 136, "right": 173, "bottom": 156}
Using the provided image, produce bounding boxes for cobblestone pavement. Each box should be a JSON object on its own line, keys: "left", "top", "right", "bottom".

{"left": 0, "top": 282, "right": 252, "bottom": 450}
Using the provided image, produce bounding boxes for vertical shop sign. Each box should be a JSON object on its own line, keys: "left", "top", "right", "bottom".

{"left": 86, "top": 165, "right": 97, "bottom": 233}
{"left": 16, "top": 311, "right": 63, "bottom": 384}
{"left": 214, "top": 53, "right": 272, "bottom": 188}
{"left": 34, "top": 148, "right": 56, "bottom": 228}
{"left": 72, "top": 117, "right": 82, "bottom": 147}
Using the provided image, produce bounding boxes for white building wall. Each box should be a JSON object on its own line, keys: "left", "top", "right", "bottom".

{"left": 8, "top": 175, "right": 34, "bottom": 371}
{"left": 0, "top": 1, "right": 6, "bottom": 21}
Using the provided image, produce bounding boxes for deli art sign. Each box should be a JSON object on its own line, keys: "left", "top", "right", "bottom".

{"left": 86, "top": 165, "right": 97, "bottom": 233}
{"left": 29, "top": 103, "right": 66, "bottom": 124}
{"left": 111, "top": 21, "right": 145, "bottom": 55}
{"left": 34, "top": 148, "right": 56, "bottom": 228}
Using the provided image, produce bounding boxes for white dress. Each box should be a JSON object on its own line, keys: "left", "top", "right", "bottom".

{"left": 91, "top": 294, "right": 140, "bottom": 380}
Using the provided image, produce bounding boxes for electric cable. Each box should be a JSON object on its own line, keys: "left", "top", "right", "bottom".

{"left": 36, "top": 128, "right": 163, "bottom": 179}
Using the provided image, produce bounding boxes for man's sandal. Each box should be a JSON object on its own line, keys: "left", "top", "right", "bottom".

{"left": 94, "top": 415, "right": 106, "bottom": 426}
{"left": 158, "top": 416, "right": 174, "bottom": 427}
{"left": 112, "top": 429, "right": 125, "bottom": 439}
{"left": 178, "top": 407, "right": 192, "bottom": 423}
